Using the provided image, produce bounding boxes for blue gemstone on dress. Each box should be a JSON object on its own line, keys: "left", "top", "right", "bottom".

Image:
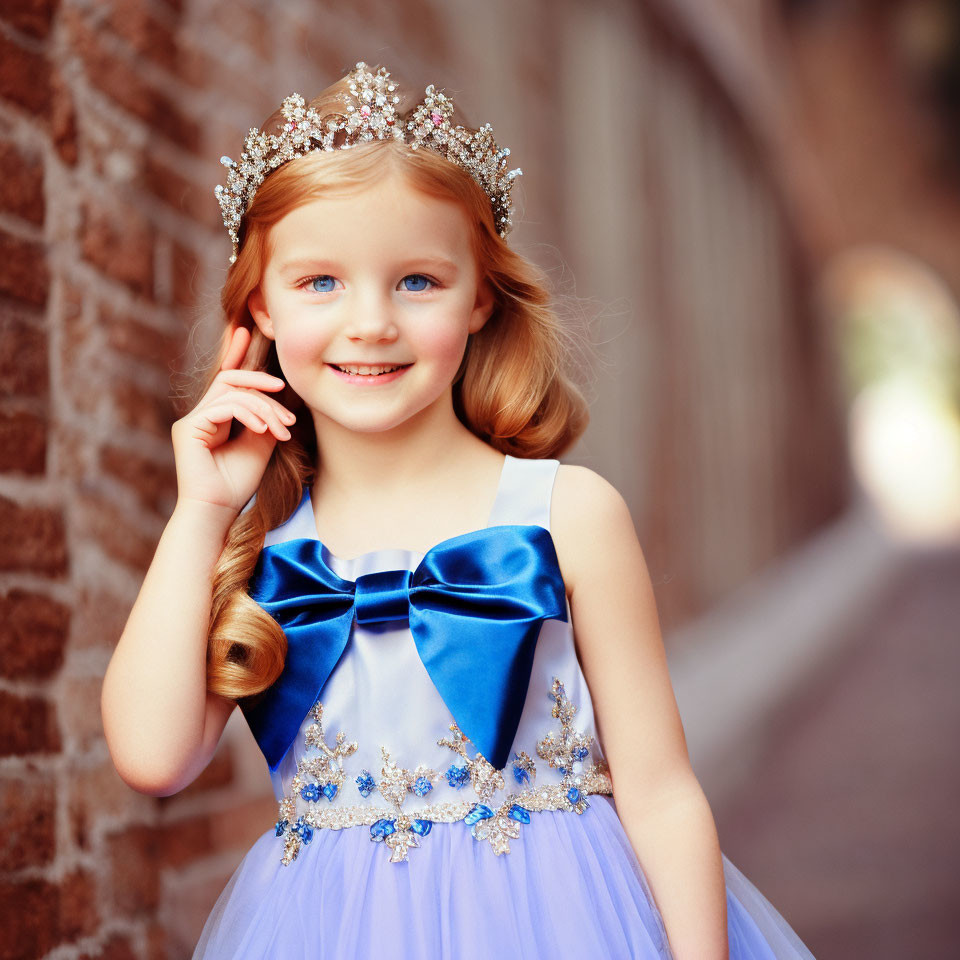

{"left": 446, "top": 764, "right": 469, "bottom": 789}
{"left": 411, "top": 818, "right": 433, "bottom": 836}
{"left": 573, "top": 746, "right": 589, "bottom": 761}
{"left": 321, "top": 782, "right": 338, "bottom": 801}
{"left": 567, "top": 786, "right": 581, "bottom": 804}
{"left": 412, "top": 776, "right": 433, "bottom": 797}
{"left": 464, "top": 803, "right": 494, "bottom": 826}
{"left": 293, "top": 817, "right": 314, "bottom": 843}
{"left": 356, "top": 770, "right": 376, "bottom": 797}
{"left": 300, "top": 783, "right": 321, "bottom": 802}
{"left": 274, "top": 818, "right": 289, "bottom": 837}
{"left": 508, "top": 804, "right": 531, "bottom": 824}
{"left": 512, "top": 763, "right": 530, "bottom": 785}
{"left": 370, "top": 818, "right": 396, "bottom": 840}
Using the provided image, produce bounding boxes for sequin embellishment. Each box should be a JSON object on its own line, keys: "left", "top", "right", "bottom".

{"left": 273, "top": 677, "right": 612, "bottom": 864}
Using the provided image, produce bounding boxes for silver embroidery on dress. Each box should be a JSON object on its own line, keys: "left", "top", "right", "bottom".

{"left": 274, "top": 676, "right": 613, "bottom": 865}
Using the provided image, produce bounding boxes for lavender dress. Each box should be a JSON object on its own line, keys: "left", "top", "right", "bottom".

{"left": 192, "top": 455, "right": 816, "bottom": 959}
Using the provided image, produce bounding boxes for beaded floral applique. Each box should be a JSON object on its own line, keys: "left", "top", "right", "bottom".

{"left": 273, "top": 676, "right": 612, "bottom": 865}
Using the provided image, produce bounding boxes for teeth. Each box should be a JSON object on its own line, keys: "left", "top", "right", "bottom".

{"left": 334, "top": 363, "right": 405, "bottom": 375}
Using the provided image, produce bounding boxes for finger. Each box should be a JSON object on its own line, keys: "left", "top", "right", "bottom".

{"left": 213, "top": 369, "right": 287, "bottom": 393}
{"left": 201, "top": 383, "right": 296, "bottom": 429}
{"left": 201, "top": 403, "right": 269, "bottom": 438}
{"left": 220, "top": 325, "right": 252, "bottom": 372}
{"left": 238, "top": 392, "right": 293, "bottom": 440}
{"left": 208, "top": 393, "right": 292, "bottom": 442}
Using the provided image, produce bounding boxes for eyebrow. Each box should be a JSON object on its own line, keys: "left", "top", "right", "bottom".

{"left": 277, "top": 256, "right": 460, "bottom": 278}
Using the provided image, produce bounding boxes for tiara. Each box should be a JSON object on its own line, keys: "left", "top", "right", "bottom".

{"left": 214, "top": 61, "right": 523, "bottom": 264}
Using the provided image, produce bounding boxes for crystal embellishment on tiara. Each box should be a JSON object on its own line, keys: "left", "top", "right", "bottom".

{"left": 215, "top": 61, "right": 523, "bottom": 264}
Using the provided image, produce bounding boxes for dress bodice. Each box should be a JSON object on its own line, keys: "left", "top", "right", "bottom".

{"left": 244, "top": 454, "right": 612, "bottom": 864}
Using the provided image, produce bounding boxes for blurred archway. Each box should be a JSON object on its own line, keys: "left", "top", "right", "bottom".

{"left": 821, "top": 245, "right": 960, "bottom": 542}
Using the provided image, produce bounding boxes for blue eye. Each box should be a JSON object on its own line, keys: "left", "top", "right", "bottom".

{"left": 401, "top": 274, "right": 434, "bottom": 292}
{"left": 308, "top": 276, "right": 337, "bottom": 293}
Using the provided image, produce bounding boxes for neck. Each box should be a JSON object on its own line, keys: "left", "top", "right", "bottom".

{"left": 308, "top": 389, "right": 484, "bottom": 500}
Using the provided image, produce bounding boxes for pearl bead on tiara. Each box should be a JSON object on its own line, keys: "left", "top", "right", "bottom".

{"left": 215, "top": 61, "right": 523, "bottom": 264}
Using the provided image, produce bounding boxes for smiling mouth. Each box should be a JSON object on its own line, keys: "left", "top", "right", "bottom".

{"left": 327, "top": 363, "right": 413, "bottom": 377}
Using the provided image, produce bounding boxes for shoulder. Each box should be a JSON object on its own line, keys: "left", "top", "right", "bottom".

{"left": 550, "top": 463, "right": 643, "bottom": 596}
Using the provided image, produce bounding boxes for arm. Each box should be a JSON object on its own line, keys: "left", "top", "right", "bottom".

{"left": 101, "top": 500, "right": 239, "bottom": 796}
{"left": 552, "top": 465, "right": 728, "bottom": 960}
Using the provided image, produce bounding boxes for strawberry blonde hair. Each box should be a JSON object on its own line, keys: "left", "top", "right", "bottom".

{"left": 204, "top": 72, "right": 591, "bottom": 701}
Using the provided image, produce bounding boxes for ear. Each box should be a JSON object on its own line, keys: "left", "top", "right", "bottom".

{"left": 469, "top": 278, "right": 496, "bottom": 334}
{"left": 247, "top": 286, "right": 276, "bottom": 341}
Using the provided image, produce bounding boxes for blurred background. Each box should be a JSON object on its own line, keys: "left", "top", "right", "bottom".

{"left": 1, "top": 0, "right": 959, "bottom": 957}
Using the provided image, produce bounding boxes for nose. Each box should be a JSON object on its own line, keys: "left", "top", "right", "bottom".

{"left": 344, "top": 289, "right": 399, "bottom": 343}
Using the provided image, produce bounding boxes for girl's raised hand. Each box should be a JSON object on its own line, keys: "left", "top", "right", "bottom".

{"left": 171, "top": 325, "right": 297, "bottom": 515}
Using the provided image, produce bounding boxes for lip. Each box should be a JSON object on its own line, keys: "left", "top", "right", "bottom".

{"left": 326, "top": 363, "right": 413, "bottom": 385}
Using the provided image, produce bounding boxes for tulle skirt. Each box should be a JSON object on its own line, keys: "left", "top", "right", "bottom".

{"left": 192, "top": 795, "right": 815, "bottom": 959}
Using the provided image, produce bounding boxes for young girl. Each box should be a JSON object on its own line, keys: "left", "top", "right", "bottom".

{"left": 102, "top": 62, "right": 817, "bottom": 959}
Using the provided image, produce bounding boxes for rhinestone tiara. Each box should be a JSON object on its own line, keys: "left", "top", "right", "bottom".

{"left": 214, "top": 61, "right": 523, "bottom": 264}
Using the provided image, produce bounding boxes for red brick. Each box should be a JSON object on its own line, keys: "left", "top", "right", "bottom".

{"left": 0, "top": 409, "right": 46, "bottom": 473}
{"left": 0, "top": 588, "right": 69, "bottom": 678}
{"left": 0, "top": 689, "right": 61, "bottom": 756}
{"left": 112, "top": 379, "right": 176, "bottom": 439}
{"left": 146, "top": 923, "right": 169, "bottom": 960}
{"left": 141, "top": 153, "right": 212, "bottom": 227}
{"left": 107, "top": 0, "right": 177, "bottom": 74}
{"left": 155, "top": 814, "right": 215, "bottom": 868}
{"left": 0, "top": 141, "right": 44, "bottom": 225}
{"left": 100, "top": 445, "right": 176, "bottom": 515}
{"left": 102, "top": 303, "right": 182, "bottom": 371}
{"left": 107, "top": 824, "right": 161, "bottom": 913}
{"left": 172, "top": 241, "right": 203, "bottom": 308}
{"left": 0, "top": 496, "right": 67, "bottom": 575}
{"left": 0, "top": 230, "right": 50, "bottom": 307}
{"left": 71, "top": 758, "right": 154, "bottom": 835}
{"left": 68, "top": 11, "right": 200, "bottom": 153}
{"left": 0, "top": 775, "right": 56, "bottom": 870}
{"left": 58, "top": 869, "right": 99, "bottom": 943}
{"left": 75, "top": 493, "right": 157, "bottom": 573}
{"left": 80, "top": 200, "right": 154, "bottom": 299}
{"left": 210, "top": 3, "right": 272, "bottom": 60}
{"left": 0, "top": 0, "right": 59, "bottom": 40}
{"left": 73, "top": 587, "right": 133, "bottom": 651}
{"left": 178, "top": 44, "right": 256, "bottom": 106}
{"left": 61, "top": 675, "right": 104, "bottom": 752}
{"left": 68, "top": 785, "right": 90, "bottom": 851}
{"left": 0, "top": 312, "right": 48, "bottom": 395}
{"left": 80, "top": 935, "right": 138, "bottom": 960}
{"left": 50, "top": 67, "right": 79, "bottom": 167}
{"left": 0, "top": 878, "right": 60, "bottom": 959}
{"left": 0, "top": 871, "right": 103, "bottom": 958}
{"left": 0, "top": 31, "right": 51, "bottom": 115}
{"left": 210, "top": 794, "right": 276, "bottom": 850}
{"left": 178, "top": 44, "right": 216, "bottom": 89}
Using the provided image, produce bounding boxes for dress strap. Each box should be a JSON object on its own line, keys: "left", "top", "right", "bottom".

{"left": 487, "top": 455, "right": 560, "bottom": 530}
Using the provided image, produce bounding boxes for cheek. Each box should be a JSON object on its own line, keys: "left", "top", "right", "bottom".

{"left": 274, "top": 324, "right": 326, "bottom": 369}
{"left": 417, "top": 320, "right": 470, "bottom": 366}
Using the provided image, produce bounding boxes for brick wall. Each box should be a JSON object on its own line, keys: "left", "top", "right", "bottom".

{"left": 0, "top": 1, "right": 270, "bottom": 957}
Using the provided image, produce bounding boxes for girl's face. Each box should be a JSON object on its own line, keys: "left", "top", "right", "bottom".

{"left": 247, "top": 169, "right": 494, "bottom": 435}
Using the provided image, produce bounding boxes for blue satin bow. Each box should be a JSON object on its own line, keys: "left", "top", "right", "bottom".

{"left": 241, "top": 524, "right": 568, "bottom": 773}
